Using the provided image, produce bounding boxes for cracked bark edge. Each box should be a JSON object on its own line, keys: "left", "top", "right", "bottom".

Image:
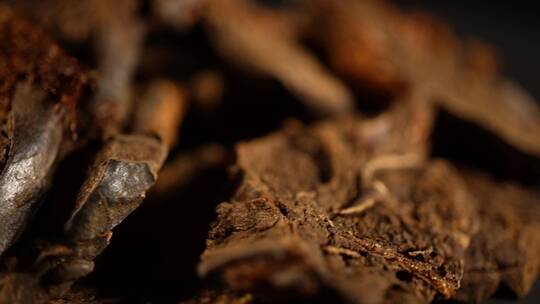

{"left": 453, "top": 170, "right": 540, "bottom": 303}
{"left": 198, "top": 108, "right": 476, "bottom": 303}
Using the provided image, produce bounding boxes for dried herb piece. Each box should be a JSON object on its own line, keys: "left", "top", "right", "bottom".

{"left": 0, "top": 135, "right": 167, "bottom": 303}
{"left": 200, "top": 0, "right": 354, "bottom": 115}
{"left": 1, "top": 1, "right": 539, "bottom": 303}
{"left": 0, "top": 9, "right": 87, "bottom": 256}
{"left": 131, "top": 80, "right": 188, "bottom": 148}
{"left": 454, "top": 171, "right": 540, "bottom": 303}
{"left": 199, "top": 105, "right": 477, "bottom": 302}
{"left": 64, "top": 134, "right": 167, "bottom": 244}
{"left": 92, "top": 0, "right": 144, "bottom": 135}
{"left": 312, "top": 0, "right": 540, "bottom": 156}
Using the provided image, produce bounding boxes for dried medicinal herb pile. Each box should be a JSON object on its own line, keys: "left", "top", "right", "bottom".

{"left": 0, "top": 0, "right": 539, "bottom": 303}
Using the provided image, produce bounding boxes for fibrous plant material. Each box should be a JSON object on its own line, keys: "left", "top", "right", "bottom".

{"left": 198, "top": 110, "right": 540, "bottom": 303}
{"left": 0, "top": 7, "right": 87, "bottom": 256}
{"left": 198, "top": 105, "right": 478, "bottom": 302}
{"left": 455, "top": 171, "right": 540, "bottom": 303}
{"left": 311, "top": 0, "right": 540, "bottom": 156}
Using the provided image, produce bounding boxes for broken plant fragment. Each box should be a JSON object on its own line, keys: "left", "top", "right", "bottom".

{"left": 0, "top": 135, "right": 167, "bottom": 303}
{"left": 0, "top": 1, "right": 539, "bottom": 303}
{"left": 131, "top": 80, "right": 188, "bottom": 148}
{"left": 153, "top": 144, "right": 232, "bottom": 198}
{"left": 455, "top": 170, "right": 540, "bottom": 303}
{"left": 312, "top": 0, "right": 540, "bottom": 156}
{"left": 200, "top": 0, "right": 354, "bottom": 115}
{"left": 199, "top": 107, "right": 477, "bottom": 302}
{"left": 92, "top": 1, "right": 145, "bottom": 135}
{"left": 0, "top": 9, "right": 87, "bottom": 256}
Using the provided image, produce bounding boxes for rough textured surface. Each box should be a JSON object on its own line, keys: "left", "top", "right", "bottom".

{"left": 0, "top": 135, "right": 167, "bottom": 303}
{"left": 199, "top": 115, "right": 540, "bottom": 303}
{"left": 455, "top": 171, "right": 540, "bottom": 303}
{"left": 0, "top": 8, "right": 87, "bottom": 256}
{"left": 0, "top": 84, "right": 64, "bottom": 257}
{"left": 1, "top": 1, "right": 539, "bottom": 303}
{"left": 199, "top": 107, "right": 477, "bottom": 302}
{"left": 65, "top": 134, "right": 167, "bottom": 243}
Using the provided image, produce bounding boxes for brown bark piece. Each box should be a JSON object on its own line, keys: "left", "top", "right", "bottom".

{"left": 201, "top": 0, "right": 354, "bottom": 115}
{"left": 0, "top": 134, "right": 167, "bottom": 303}
{"left": 0, "top": 8, "right": 87, "bottom": 256}
{"left": 199, "top": 105, "right": 477, "bottom": 303}
{"left": 313, "top": 0, "right": 540, "bottom": 156}
{"left": 64, "top": 134, "right": 167, "bottom": 243}
{"left": 92, "top": 0, "right": 144, "bottom": 135}
{"left": 131, "top": 80, "right": 188, "bottom": 148}
{"left": 454, "top": 171, "right": 540, "bottom": 303}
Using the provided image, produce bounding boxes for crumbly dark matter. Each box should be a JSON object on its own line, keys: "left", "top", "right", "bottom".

{"left": 199, "top": 107, "right": 480, "bottom": 303}
{"left": 199, "top": 114, "right": 540, "bottom": 303}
